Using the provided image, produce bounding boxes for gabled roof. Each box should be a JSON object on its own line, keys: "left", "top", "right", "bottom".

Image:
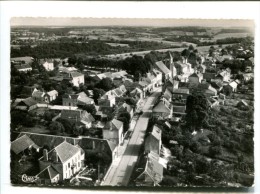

{"left": 32, "top": 90, "right": 45, "bottom": 98}
{"left": 60, "top": 109, "right": 82, "bottom": 120}
{"left": 172, "top": 105, "right": 186, "bottom": 114}
{"left": 11, "top": 56, "right": 34, "bottom": 63}
{"left": 153, "top": 101, "right": 171, "bottom": 114}
{"left": 150, "top": 125, "right": 162, "bottom": 141}
{"left": 11, "top": 135, "right": 39, "bottom": 154}
{"left": 40, "top": 59, "right": 53, "bottom": 64}
{"left": 203, "top": 73, "right": 216, "bottom": 80}
{"left": 37, "top": 165, "right": 59, "bottom": 180}
{"left": 229, "top": 81, "right": 238, "bottom": 89}
{"left": 47, "top": 90, "right": 58, "bottom": 97}
{"left": 22, "top": 97, "right": 37, "bottom": 107}
{"left": 70, "top": 72, "right": 84, "bottom": 78}
{"left": 14, "top": 64, "right": 32, "bottom": 70}
{"left": 118, "top": 102, "right": 133, "bottom": 113}
{"left": 112, "top": 119, "right": 123, "bottom": 130}
{"left": 155, "top": 61, "right": 170, "bottom": 75}
{"left": 81, "top": 112, "right": 95, "bottom": 123}
{"left": 49, "top": 141, "right": 81, "bottom": 163}
{"left": 171, "top": 88, "right": 189, "bottom": 94}
{"left": 163, "top": 88, "right": 172, "bottom": 101}
{"left": 112, "top": 88, "right": 123, "bottom": 97}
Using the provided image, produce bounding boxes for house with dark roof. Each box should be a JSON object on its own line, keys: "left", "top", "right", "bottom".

{"left": 13, "top": 97, "right": 37, "bottom": 111}
{"left": 188, "top": 72, "right": 203, "bottom": 88}
{"left": 38, "top": 141, "right": 85, "bottom": 180}
{"left": 14, "top": 64, "right": 32, "bottom": 72}
{"left": 60, "top": 109, "right": 95, "bottom": 128}
{"left": 36, "top": 165, "right": 60, "bottom": 184}
{"left": 116, "top": 102, "right": 134, "bottom": 118}
{"left": 145, "top": 125, "right": 162, "bottom": 155}
{"left": 63, "top": 71, "right": 85, "bottom": 87}
{"left": 211, "top": 80, "right": 224, "bottom": 92}
{"left": 62, "top": 92, "right": 94, "bottom": 107}
{"left": 172, "top": 104, "right": 186, "bottom": 116}
{"left": 32, "top": 89, "right": 49, "bottom": 103}
{"left": 11, "top": 56, "right": 34, "bottom": 64}
{"left": 203, "top": 72, "right": 216, "bottom": 82}
{"left": 103, "top": 119, "right": 124, "bottom": 145}
{"left": 15, "top": 132, "right": 117, "bottom": 162}
{"left": 170, "top": 88, "right": 190, "bottom": 102}
{"left": 11, "top": 134, "right": 40, "bottom": 155}
{"left": 135, "top": 154, "right": 164, "bottom": 186}
{"left": 198, "top": 82, "right": 218, "bottom": 96}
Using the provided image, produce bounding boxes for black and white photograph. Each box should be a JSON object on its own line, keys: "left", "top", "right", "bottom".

{"left": 1, "top": 1, "right": 260, "bottom": 193}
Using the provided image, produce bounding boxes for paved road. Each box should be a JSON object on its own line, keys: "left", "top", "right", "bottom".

{"left": 101, "top": 88, "right": 161, "bottom": 186}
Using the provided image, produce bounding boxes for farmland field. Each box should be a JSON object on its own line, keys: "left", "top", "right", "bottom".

{"left": 213, "top": 33, "right": 253, "bottom": 40}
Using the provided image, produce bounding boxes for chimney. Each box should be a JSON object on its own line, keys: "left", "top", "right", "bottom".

{"left": 43, "top": 149, "right": 48, "bottom": 161}
{"left": 54, "top": 150, "right": 59, "bottom": 162}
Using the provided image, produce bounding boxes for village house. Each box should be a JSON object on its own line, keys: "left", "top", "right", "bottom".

{"left": 103, "top": 119, "right": 124, "bottom": 145}
{"left": 46, "top": 90, "right": 58, "bottom": 102}
{"left": 98, "top": 91, "right": 116, "bottom": 108}
{"left": 38, "top": 141, "right": 85, "bottom": 181}
{"left": 135, "top": 154, "right": 164, "bottom": 186}
{"left": 60, "top": 109, "right": 95, "bottom": 128}
{"left": 215, "top": 70, "right": 231, "bottom": 83}
{"left": 155, "top": 61, "right": 171, "bottom": 82}
{"left": 188, "top": 72, "right": 203, "bottom": 88}
{"left": 198, "top": 82, "right": 218, "bottom": 96}
{"left": 63, "top": 72, "right": 85, "bottom": 87}
{"left": 172, "top": 104, "right": 186, "bottom": 117}
{"left": 11, "top": 56, "right": 34, "bottom": 64}
{"left": 203, "top": 72, "right": 216, "bottom": 82}
{"left": 144, "top": 125, "right": 162, "bottom": 155}
{"left": 116, "top": 102, "right": 134, "bottom": 119}
{"left": 14, "top": 64, "right": 32, "bottom": 72}
{"left": 170, "top": 88, "right": 190, "bottom": 102}
{"left": 40, "top": 59, "right": 54, "bottom": 71}
{"left": 152, "top": 100, "right": 172, "bottom": 119}
{"left": 63, "top": 92, "right": 94, "bottom": 107}
{"left": 210, "top": 81, "right": 224, "bottom": 93}
{"left": 12, "top": 97, "right": 37, "bottom": 111}
{"left": 130, "top": 87, "right": 144, "bottom": 105}
{"left": 32, "top": 90, "right": 48, "bottom": 103}
{"left": 152, "top": 69, "right": 163, "bottom": 86}
{"left": 11, "top": 134, "right": 40, "bottom": 156}
{"left": 228, "top": 81, "right": 238, "bottom": 92}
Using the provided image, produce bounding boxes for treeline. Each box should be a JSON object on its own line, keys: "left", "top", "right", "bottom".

{"left": 152, "top": 26, "right": 207, "bottom": 33}
{"left": 11, "top": 39, "right": 171, "bottom": 59}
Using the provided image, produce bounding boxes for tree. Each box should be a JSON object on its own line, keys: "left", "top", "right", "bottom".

{"left": 185, "top": 92, "right": 209, "bottom": 131}
{"left": 82, "top": 104, "right": 97, "bottom": 115}
{"left": 181, "top": 49, "right": 190, "bottom": 60}
{"left": 56, "top": 118, "right": 74, "bottom": 134}
{"left": 209, "top": 145, "right": 222, "bottom": 157}
{"left": 188, "top": 44, "right": 194, "bottom": 51}
{"left": 117, "top": 112, "right": 131, "bottom": 133}
{"left": 49, "top": 121, "right": 65, "bottom": 134}
{"left": 96, "top": 77, "right": 114, "bottom": 91}
{"left": 93, "top": 88, "right": 105, "bottom": 101}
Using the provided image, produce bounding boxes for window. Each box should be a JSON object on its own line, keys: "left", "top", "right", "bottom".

{"left": 68, "top": 163, "right": 70, "bottom": 168}
{"left": 78, "top": 162, "right": 80, "bottom": 167}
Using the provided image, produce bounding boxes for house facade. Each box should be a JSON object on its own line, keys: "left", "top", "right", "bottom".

{"left": 38, "top": 141, "right": 85, "bottom": 181}
{"left": 102, "top": 119, "right": 124, "bottom": 145}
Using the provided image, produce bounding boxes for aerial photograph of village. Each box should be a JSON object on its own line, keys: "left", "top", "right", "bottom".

{"left": 10, "top": 18, "right": 254, "bottom": 188}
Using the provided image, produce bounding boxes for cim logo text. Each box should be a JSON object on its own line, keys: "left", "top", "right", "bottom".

{"left": 22, "top": 174, "right": 38, "bottom": 183}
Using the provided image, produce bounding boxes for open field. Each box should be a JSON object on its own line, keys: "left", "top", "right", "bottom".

{"left": 213, "top": 33, "right": 253, "bottom": 40}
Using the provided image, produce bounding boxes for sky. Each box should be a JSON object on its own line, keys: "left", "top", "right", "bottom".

{"left": 11, "top": 18, "right": 254, "bottom": 29}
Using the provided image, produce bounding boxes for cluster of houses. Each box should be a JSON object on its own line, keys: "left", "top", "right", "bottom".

{"left": 11, "top": 132, "right": 116, "bottom": 184}
{"left": 10, "top": 43, "right": 254, "bottom": 185}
